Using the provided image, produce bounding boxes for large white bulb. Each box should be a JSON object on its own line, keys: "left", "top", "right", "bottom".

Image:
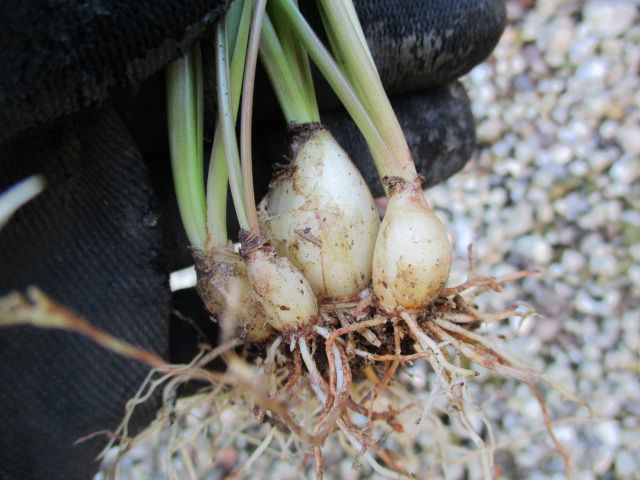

{"left": 258, "top": 127, "right": 380, "bottom": 301}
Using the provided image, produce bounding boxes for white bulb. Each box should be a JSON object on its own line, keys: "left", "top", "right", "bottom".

{"left": 241, "top": 236, "right": 318, "bottom": 331}
{"left": 372, "top": 179, "right": 452, "bottom": 312}
{"left": 258, "top": 128, "right": 380, "bottom": 301}
{"left": 194, "top": 248, "right": 274, "bottom": 342}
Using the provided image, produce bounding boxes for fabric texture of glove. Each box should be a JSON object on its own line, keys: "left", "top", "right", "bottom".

{"left": 0, "top": 106, "right": 170, "bottom": 480}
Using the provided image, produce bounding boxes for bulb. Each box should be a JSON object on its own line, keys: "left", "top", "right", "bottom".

{"left": 258, "top": 126, "right": 380, "bottom": 301}
{"left": 194, "top": 248, "right": 274, "bottom": 342}
{"left": 240, "top": 232, "right": 318, "bottom": 331}
{"left": 372, "top": 178, "right": 452, "bottom": 313}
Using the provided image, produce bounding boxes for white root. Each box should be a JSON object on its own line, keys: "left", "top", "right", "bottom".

{"left": 400, "top": 312, "right": 475, "bottom": 381}
{"left": 299, "top": 338, "right": 408, "bottom": 479}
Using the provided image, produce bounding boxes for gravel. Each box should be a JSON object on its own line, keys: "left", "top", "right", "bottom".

{"left": 98, "top": 1, "right": 640, "bottom": 478}
{"left": 426, "top": 0, "right": 640, "bottom": 477}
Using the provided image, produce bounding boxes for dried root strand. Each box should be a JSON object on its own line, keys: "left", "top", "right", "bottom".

{"left": 314, "top": 343, "right": 352, "bottom": 441}
{"left": 428, "top": 316, "right": 585, "bottom": 475}
{"left": 314, "top": 447, "right": 324, "bottom": 480}
{"left": 360, "top": 323, "right": 403, "bottom": 427}
{"left": 400, "top": 311, "right": 476, "bottom": 382}
{"left": 272, "top": 347, "right": 302, "bottom": 400}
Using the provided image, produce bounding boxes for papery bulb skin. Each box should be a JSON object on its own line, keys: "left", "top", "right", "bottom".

{"left": 239, "top": 232, "right": 318, "bottom": 332}
{"left": 193, "top": 248, "right": 274, "bottom": 342}
{"left": 372, "top": 178, "right": 452, "bottom": 313}
{"left": 258, "top": 125, "right": 380, "bottom": 301}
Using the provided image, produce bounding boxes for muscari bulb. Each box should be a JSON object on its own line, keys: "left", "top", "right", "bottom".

{"left": 372, "top": 178, "right": 452, "bottom": 313}
{"left": 194, "top": 248, "right": 274, "bottom": 342}
{"left": 258, "top": 126, "right": 380, "bottom": 301}
{"left": 240, "top": 232, "right": 318, "bottom": 332}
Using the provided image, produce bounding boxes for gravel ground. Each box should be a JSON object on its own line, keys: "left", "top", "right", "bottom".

{"left": 429, "top": 0, "right": 639, "bottom": 477}
{"left": 98, "top": 1, "right": 640, "bottom": 478}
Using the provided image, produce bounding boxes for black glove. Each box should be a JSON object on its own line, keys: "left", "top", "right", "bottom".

{"left": 0, "top": 1, "right": 506, "bottom": 479}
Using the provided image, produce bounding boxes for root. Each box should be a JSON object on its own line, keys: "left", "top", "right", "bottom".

{"left": 3, "top": 263, "right": 583, "bottom": 479}
{"left": 314, "top": 447, "right": 324, "bottom": 480}
{"left": 226, "top": 427, "right": 276, "bottom": 479}
{"left": 323, "top": 316, "right": 388, "bottom": 399}
{"left": 313, "top": 343, "right": 352, "bottom": 441}
{"left": 337, "top": 310, "right": 381, "bottom": 347}
{"left": 400, "top": 311, "right": 476, "bottom": 382}
{"left": 273, "top": 347, "right": 302, "bottom": 399}
{"left": 526, "top": 381, "right": 572, "bottom": 477}
{"left": 429, "top": 317, "right": 585, "bottom": 475}
{"left": 360, "top": 323, "right": 404, "bottom": 428}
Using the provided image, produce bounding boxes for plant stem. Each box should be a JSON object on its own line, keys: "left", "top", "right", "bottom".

{"left": 259, "top": 14, "right": 318, "bottom": 124}
{"left": 240, "top": 0, "right": 267, "bottom": 235}
{"left": 206, "top": 0, "right": 256, "bottom": 249}
{"left": 270, "top": 0, "right": 394, "bottom": 183}
{"left": 317, "top": 0, "right": 415, "bottom": 182}
{"left": 166, "top": 42, "right": 207, "bottom": 249}
{"left": 194, "top": 43, "right": 204, "bottom": 175}
{"left": 268, "top": 1, "right": 319, "bottom": 121}
{"left": 216, "top": 23, "right": 250, "bottom": 232}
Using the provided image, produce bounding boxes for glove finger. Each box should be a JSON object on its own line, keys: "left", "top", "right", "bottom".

{"left": 0, "top": 0, "right": 227, "bottom": 143}
{"left": 253, "top": 81, "right": 474, "bottom": 199}
{"left": 0, "top": 106, "right": 169, "bottom": 480}
{"left": 354, "top": 0, "right": 507, "bottom": 91}
{"left": 284, "top": 0, "right": 505, "bottom": 117}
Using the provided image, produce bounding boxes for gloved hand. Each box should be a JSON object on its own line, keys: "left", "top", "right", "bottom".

{"left": 0, "top": 1, "right": 506, "bottom": 479}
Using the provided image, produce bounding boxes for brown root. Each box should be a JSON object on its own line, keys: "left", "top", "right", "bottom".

{"left": 2, "top": 254, "right": 585, "bottom": 479}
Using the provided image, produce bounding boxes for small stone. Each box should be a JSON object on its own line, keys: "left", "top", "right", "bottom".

{"left": 477, "top": 118, "right": 504, "bottom": 143}
{"left": 569, "top": 35, "right": 597, "bottom": 64}
{"left": 549, "top": 144, "right": 573, "bottom": 165}
{"left": 616, "top": 122, "right": 640, "bottom": 155}
{"left": 575, "top": 59, "right": 607, "bottom": 83}
{"left": 605, "top": 349, "right": 636, "bottom": 370}
{"left": 630, "top": 244, "right": 640, "bottom": 262}
{"left": 595, "top": 421, "right": 621, "bottom": 447}
{"left": 628, "top": 266, "right": 640, "bottom": 288}
{"left": 584, "top": 0, "right": 638, "bottom": 38}
{"left": 215, "top": 446, "right": 238, "bottom": 470}
{"left": 545, "top": 17, "right": 573, "bottom": 67}
{"left": 610, "top": 155, "right": 640, "bottom": 184}
{"left": 580, "top": 361, "right": 602, "bottom": 381}
{"left": 588, "top": 254, "right": 619, "bottom": 277}
{"left": 615, "top": 450, "right": 637, "bottom": 477}
{"left": 575, "top": 290, "right": 599, "bottom": 315}
{"left": 514, "top": 74, "right": 535, "bottom": 92}
{"left": 592, "top": 447, "right": 615, "bottom": 475}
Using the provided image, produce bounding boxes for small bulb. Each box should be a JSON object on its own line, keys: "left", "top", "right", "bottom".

{"left": 372, "top": 178, "right": 452, "bottom": 312}
{"left": 194, "top": 248, "right": 274, "bottom": 342}
{"left": 240, "top": 232, "right": 318, "bottom": 331}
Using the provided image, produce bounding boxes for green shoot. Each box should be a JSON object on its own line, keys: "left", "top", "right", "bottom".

{"left": 317, "top": 0, "right": 414, "bottom": 181}
{"left": 240, "top": 0, "right": 268, "bottom": 234}
{"left": 166, "top": 42, "right": 207, "bottom": 249}
{"left": 259, "top": 14, "right": 319, "bottom": 124}
{"left": 269, "top": 0, "right": 394, "bottom": 183}
{"left": 215, "top": 23, "right": 250, "bottom": 232}
{"left": 206, "top": 0, "right": 256, "bottom": 249}
{"left": 268, "top": 1, "right": 319, "bottom": 121}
